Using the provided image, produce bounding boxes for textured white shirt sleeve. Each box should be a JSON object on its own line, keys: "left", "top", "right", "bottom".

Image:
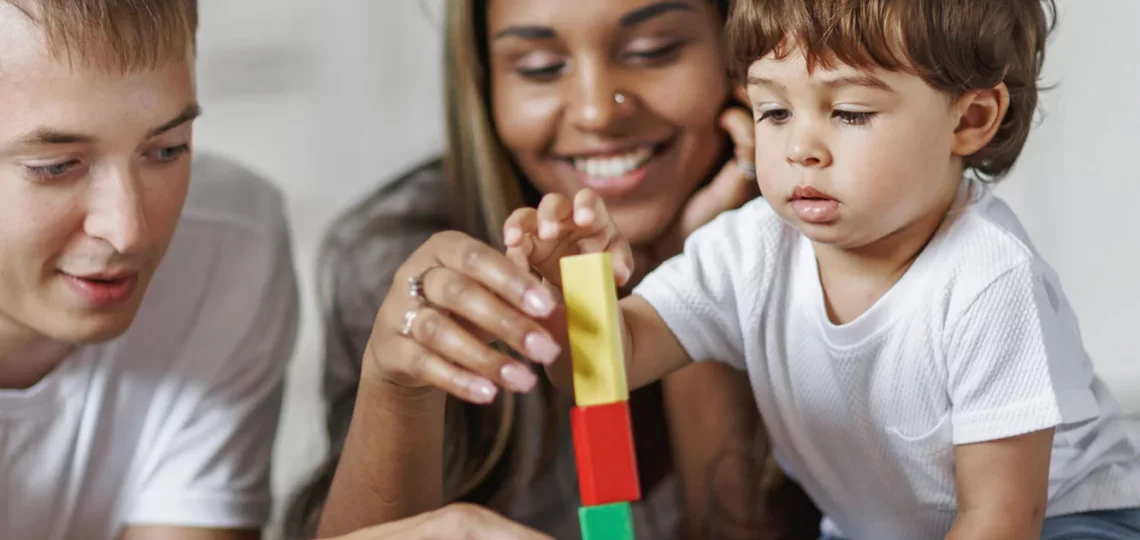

{"left": 633, "top": 205, "right": 760, "bottom": 371}
{"left": 945, "top": 261, "right": 1099, "bottom": 445}
{"left": 125, "top": 181, "right": 300, "bottom": 529}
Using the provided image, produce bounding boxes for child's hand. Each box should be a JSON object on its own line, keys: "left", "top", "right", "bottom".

{"left": 502, "top": 189, "right": 635, "bottom": 290}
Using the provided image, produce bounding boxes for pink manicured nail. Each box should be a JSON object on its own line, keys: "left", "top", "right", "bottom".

{"left": 523, "top": 288, "right": 555, "bottom": 316}
{"left": 525, "top": 332, "right": 562, "bottom": 365}
{"left": 469, "top": 379, "right": 498, "bottom": 403}
{"left": 500, "top": 364, "right": 537, "bottom": 392}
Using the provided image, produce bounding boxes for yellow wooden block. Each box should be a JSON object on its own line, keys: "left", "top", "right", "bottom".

{"left": 560, "top": 252, "right": 628, "bottom": 407}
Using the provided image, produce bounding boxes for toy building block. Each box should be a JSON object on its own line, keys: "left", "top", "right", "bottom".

{"left": 559, "top": 252, "right": 628, "bottom": 407}
{"left": 578, "top": 502, "right": 635, "bottom": 540}
{"left": 571, "top": 401, "right": 641, "bottom": 506}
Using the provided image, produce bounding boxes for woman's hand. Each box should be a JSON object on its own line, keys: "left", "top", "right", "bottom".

{"left": 365, "top": 231, "right": 566, "bottom": 404}
{"left": 324, "top": 504, "right": 553, "bottom": 540}
{"left": 648, "top": 92, "right": 759, "bottom": 268}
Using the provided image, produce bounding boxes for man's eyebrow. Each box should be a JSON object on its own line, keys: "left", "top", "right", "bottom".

{"left": 146, "top": 103, "right": 203, "bottom": 138}
{"left": 16, "top": 103, "right": 203, "bottom": 147}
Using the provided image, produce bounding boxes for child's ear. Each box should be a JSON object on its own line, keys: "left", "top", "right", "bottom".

{"left": 952, "top": 83, "right": 1011, "bottom": 157}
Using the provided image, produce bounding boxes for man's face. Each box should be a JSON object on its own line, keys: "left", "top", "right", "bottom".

{"left": 0, "top": 4, "right": 198, "bottom": 344}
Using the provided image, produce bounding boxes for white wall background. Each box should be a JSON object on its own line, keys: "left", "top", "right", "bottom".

{"left": 190, "top": 0, "right": 1139, "bottom": 534}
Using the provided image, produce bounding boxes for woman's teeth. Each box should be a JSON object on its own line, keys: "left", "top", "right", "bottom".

{"left": 572, "top": 146, "right": 654, "bottom": 177}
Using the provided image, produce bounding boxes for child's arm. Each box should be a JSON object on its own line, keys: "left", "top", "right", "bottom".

{"left": 503, "top": 190, "right": 694, "bottom": 394}
{"left": 945, "top": 428, "right": 1053, "bottom": 540}
{"left": 942, "top": 261, "right": 1101, "bottom": 539}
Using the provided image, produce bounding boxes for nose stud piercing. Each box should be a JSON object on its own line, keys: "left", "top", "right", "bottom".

{"left": 613, "top": 92, "right": 626, "bottom": 104}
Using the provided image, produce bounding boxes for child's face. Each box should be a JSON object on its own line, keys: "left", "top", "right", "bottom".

{"left": 745, "top": 49, "right": 965, "bottom": 250}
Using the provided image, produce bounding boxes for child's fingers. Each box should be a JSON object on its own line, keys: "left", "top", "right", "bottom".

{"left": 573, "top": 189, "right": 635, "bottom": 285}
{"left": 537, "top": 193, "right": 574, "bottom": 241}
{"left": 503, "top": 208, "right": 538, "bottom": 248}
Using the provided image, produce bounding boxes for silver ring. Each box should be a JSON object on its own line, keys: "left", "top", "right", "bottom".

{"left": 613, "top": 92, "right": 626, "bottom": 104}
{"left": 399, "top": 305, "right": 426, "bottom": 338}
{"left": 408, "top": 263, "right": 442, "bottom": 305}
{"left": 736, "top": 158, "right": 757, "bottom": 180}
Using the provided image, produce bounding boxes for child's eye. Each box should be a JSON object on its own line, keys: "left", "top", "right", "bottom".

{"left": 834, "top": 110, "right": 877, "bottom": 126}
{"left": 757, "top": 109, "right": 791, "bottom": 124}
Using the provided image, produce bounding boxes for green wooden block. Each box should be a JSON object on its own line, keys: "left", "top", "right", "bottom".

{"left": 578, "top": 502, "right": 634, "bottom": 540}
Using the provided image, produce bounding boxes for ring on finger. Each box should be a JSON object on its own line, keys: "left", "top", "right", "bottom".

{"left": 399, "top": 304, "right": 430, "bottom": 338}
{"left": 736, "top": 158, "right": 757, "bottom": 180}
{"left": 408, "top": 263, "right": 444, "bottom": 306}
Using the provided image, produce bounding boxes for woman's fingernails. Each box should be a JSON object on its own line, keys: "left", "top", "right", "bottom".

{"left": 523, "top": 288, "right": 555, "bottom": 316}
{"left": 470, "top": 379, "right": 498, "bottom": 403}
{"left": 503, "top": 227, "right": 521, "bottom": 245}
{"left": 524, "top": 332, "right": 562, "bottom": 365}
{"left": 500, "top": 364, "right": 537, "bottom": 393}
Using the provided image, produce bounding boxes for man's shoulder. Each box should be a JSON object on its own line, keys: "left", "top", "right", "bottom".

{"left": 121, "top": 153, "right": 297, "bottom": 363}
{"left": 179, "top": 152, "right": 289, "bottom": 238}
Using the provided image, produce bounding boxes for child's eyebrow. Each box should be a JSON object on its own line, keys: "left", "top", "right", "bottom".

{"left": 817, "top": 74, "right": 895, "bottom": 93}
{"left": 746, "top": 76, "right": 786, "bottom": 92}
{"left": 746, "top": 74, "right": 895, "bottom": 94}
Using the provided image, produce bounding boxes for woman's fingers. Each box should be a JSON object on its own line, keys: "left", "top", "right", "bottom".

{"left": 428, "top": 231, "right": 556, "bottom": 318}
{"left": 397, "top": 303, "right": 539, "bottom": 400}
{"left": 420, "top": 266, "right": 561, "bottom": 366}
{"left": 677, "top": 108, "right": 760, "bottom": 238}
{"left": 390, "top": 334, "right": 500, "bottom": 404}
{"left": 720, "top": 106, "right": 756, "bottom": 163}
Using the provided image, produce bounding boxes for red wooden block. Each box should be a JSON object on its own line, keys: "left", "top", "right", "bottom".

{"left": 571, "top": 401, "right": 641, "bottom": 506}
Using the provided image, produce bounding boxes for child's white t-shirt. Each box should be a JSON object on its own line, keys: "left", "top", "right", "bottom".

{"left": 634, "top": 178, "right": 1140, "bottom": 539}
{"left": 0, "top": 155, "right": 299, "bottom": 540}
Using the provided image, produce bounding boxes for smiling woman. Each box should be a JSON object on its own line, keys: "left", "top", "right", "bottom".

{"left": 283, "top": 1, "right": 821, "bottom": 539}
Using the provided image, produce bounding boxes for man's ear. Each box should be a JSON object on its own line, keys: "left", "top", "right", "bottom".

{"left": 952, "top": 83, "right": 1011, "bottom": 157}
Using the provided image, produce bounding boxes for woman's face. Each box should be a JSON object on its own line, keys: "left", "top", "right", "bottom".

{"left": 487, "top": 0, "right": 728, "bottom": 245}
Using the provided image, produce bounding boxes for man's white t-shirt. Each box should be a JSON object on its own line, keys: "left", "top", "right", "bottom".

{"left": 635, "top": 178, "right": 1140, "bottom": 539}
{"left": 0, "top": 155, "right": 299, "bottom": 540}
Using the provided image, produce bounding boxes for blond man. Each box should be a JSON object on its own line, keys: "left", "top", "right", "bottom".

{"left": 0, "top": 1, "right": 298, "bottom": 538}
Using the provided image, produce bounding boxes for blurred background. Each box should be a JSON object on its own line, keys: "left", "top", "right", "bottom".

{"left": 190, "top": 0, "right": 1140, "bottom": 535}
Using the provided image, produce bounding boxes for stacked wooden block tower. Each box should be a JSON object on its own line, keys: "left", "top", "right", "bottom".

{"left": 560, "top": 252, "right": 640, "bottom": 540}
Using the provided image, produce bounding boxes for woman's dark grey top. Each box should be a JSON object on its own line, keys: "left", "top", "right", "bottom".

{"left": 318, "top": 161, "right": 681, "bottom": 539}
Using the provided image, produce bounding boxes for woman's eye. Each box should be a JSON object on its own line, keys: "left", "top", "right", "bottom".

{"left": 517, "top": 63, "right": 566, "bottom": 80}
{"left": 624, "top": 41, "right": 683, "bottom": 63}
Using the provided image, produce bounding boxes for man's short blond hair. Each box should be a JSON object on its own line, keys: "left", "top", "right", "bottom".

{"left": 8, "top": 0, "right": 197, "bottom": 71}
